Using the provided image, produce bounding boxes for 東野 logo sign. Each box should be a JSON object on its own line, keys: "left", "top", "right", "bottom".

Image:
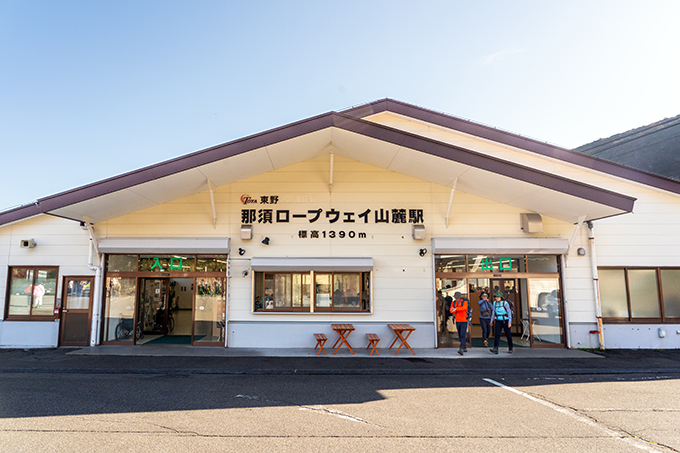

{"left": 241, "top": 194, "right": 279, "bottom": 204}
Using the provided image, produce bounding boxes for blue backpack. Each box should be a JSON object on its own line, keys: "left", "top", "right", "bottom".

{"left": 494, "top": 300, "right": 510, "bottom": 321}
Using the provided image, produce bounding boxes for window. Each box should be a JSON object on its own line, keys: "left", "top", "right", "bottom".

{"left": 435, "top": 255, "right": 544, "bottom": 274}
{"left": 106, "top": 254, "right": 227, "bottom": 273}
{"left": 4, "top": 266, "right": 58, "bottom": 320}
{"left": 253, "top": 271, "right": 370, "bottom": 313}
{"left": 600, "top": 267, "right": 680, "bottom": 322}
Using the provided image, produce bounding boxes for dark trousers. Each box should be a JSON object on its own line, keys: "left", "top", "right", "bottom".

{"left": 480, "top": 318, "right": 491, "bottom": 341}
{"left": 456, "top": 321, "right": 468, "bottom": 348}
{"left": 493, "top": 319, "right": 513, "bottom": 350}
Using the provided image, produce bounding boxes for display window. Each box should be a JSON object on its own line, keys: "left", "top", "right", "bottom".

{"left": 4, "top": 266, "right": 59, "bottom": 321}
{"left": 253, "top": 271, "right": 371, "bottom": 313}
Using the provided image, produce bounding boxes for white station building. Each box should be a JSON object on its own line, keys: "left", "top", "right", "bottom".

{"left": 1, "top": 99, "right": 679, "bottom": 350}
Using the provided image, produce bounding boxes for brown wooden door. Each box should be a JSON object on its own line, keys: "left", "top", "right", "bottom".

{"left": 59, "top": 277, "right": 94, "bottom": 346}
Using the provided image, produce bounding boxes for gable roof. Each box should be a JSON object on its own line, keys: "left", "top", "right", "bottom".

{"left": 344, "top": 99, "right": 680, "bottom": 195}
{"left": 0, "top": 99, "right": 647, "bottom": 228}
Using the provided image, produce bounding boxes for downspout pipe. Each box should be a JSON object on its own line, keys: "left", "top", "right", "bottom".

{"left": 559, "top": 254, "right": 571, "bottom": 349}
{"left": 587, "top": 221, "right": 605, "bottom": 350}
{"left": 89, "top": 253, "right": 104, "bottom": 346}
{"left": 84, "top": 221, "right": 103, "bottom": 347}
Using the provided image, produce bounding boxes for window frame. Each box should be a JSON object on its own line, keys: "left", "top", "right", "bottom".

{"left": 253, "top": 270, "right": 371, "bottom": 314}
{"left": 4, "top": 266, "right": 60, "bottom": 321}
{"left": 600, "top": 266, "right": 680, "bottom": 324}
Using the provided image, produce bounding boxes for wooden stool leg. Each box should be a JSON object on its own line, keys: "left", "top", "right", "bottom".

{"left": 316, "top": 338, "right": 327, "bottom": 355}
{"left": 369, "top": 339, "right": 380, "bottom": 355}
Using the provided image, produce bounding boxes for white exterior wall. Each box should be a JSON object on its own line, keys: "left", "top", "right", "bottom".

{"left": 96, "top": 155, "right": 574, "bottom": 348}
{"left": 0, "top": 215, "right": 93, "bottom": 347}
{"left": 369, "top": 112, "right": 680, "bottom": 349}
{"left": 4, "top": 113, "right": 678, "bottom": 349}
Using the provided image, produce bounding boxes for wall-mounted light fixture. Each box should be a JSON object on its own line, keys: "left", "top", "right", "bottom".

{"left": 79, "top": 221, "right": 88, "bottom": 231}
{"left": 242, "top": 269, "right": 249, "bottom": 277}
{"left": 238, "top": 248, "right": 246, "bottom": 256}
{"left": 419, "top": 248, "right": 427, "bottom": 257}
{"left": 262, "top": 237, "right": 270, "bottom": 246}
{"left": 577, "top": 247, "right": 586, "bottom": 256}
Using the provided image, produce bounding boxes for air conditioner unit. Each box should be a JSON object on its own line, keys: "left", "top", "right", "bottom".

{"left": 520, "top": 213, "right": 543, "bottom": 233}
{"left": 241, "top": 225, "right": 253, "bottom": 240}
{"left": 412, "top": 224, "right": 425, "bottom": 240}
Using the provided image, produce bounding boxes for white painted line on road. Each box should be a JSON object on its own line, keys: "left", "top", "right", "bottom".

{"left": 482, "top": 378, "right": 662, "bottom": 452}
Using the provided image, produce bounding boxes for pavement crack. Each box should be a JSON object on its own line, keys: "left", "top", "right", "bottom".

{"left": 583, "top": 409, "right": 680, "bottom": 413}
{"left": 235, "top": 394, "right": 381, "bottom": 428}
{"left": 298, "top": 405, "right": 378, "bottom": 426}
{"left": 143, "top": 421, "right": 200, "bottom": 436}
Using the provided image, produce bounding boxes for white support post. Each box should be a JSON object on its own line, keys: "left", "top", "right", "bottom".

{"left": 567, "top": 215, "right": 587, "bottom": 255}
{"left": 208, "top": 179, "right": 217, "bottom": 229}
{"left": 329, "top": 152, "right": 334, "bottom": 191}
{"left": 444, "top": 179, "right": 458, "bottom": 229}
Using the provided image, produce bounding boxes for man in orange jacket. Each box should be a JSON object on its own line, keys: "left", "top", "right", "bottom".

{"left": 450, "top": 291, "right": 470, "bottom": 355}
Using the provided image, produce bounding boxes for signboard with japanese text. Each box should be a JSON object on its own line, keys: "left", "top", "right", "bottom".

{"left": 239, "top": 194, "right": 424, "bottom": 240}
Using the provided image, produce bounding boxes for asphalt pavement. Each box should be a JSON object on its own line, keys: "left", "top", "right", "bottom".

{"left": 1, "top": 347, "right": 680, "bottom": 375}
{"left": 2, "top": 348, "right": 680, "bottom": 452}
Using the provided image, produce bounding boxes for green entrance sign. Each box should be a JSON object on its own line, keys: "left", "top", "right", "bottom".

{"left": 170, "top": 257, "right": 183, "bottom": 270}
{"left": 150, "top": 257, "right": 164, "bottom": 271}
{"left": 480, "top": 258, "right": 493, "bottom": 271}
{"left": 499, "top": 258, "right": 513, "bottom": 271}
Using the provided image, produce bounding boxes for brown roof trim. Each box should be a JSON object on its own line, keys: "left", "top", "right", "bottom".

{"left": 0, "top": 203, "right": 42, "bottom": 226}
{"left": 332, "top": 113, "right": 635, "bottom": 213}
{"left": 0, "top": 107, "right": 635, "bottom": 227}
{"left": 342, "top": 98, "right": 680, "bottom": 196}
{"left": 32, "top": 112, "right": 336, "bottom": 214}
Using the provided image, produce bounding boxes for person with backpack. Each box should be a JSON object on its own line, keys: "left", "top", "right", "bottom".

{"left": 489, "top": 291, "right": 513, "bottom": 354}
{"left": 477, "top": 291, "right": 493, "bottom": 347}
{"left": 450, "top": 291, "right": 470, "bottom": 355}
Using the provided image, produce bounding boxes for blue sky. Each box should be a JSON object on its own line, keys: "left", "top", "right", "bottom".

{"left": 1, "top": 1, "right": 679, "bottom": 211}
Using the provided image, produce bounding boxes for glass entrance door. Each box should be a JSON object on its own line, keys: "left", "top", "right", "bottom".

{"left": 527, "top": 278, "right": 564, "bottom": 347}
{"left": 193, "top": 277, "right": 226, "bottom": 345}
{"left": 490, "top": 279, "right": 523, "bottom": 337}
{"left": 139, "top": 278, "right": 169, "bottom": 337}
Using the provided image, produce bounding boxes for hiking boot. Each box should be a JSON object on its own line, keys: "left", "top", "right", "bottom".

{"left": 463, "top": 348, "right": 468, "bottom": 352}
{"left": 490, "top": 348, "right": 498, "bottom": 354}
{"left": 458, "top": 348, "right": 464, "bottom": 355}
{"left": 508, "top": 349, "right": 513, "bottom": 354}
{"left": 483, "top": 340, "right": 488, "bottom": 347}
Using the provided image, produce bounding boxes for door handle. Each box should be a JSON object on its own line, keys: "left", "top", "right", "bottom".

{"left": 62, "top": 309, "right": 68, "bottom": 313}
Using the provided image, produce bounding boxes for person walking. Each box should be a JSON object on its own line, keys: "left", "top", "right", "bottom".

{"left": 489, "top": 291, "right": 513, "bottom": 354}
{"left": 477, "top": 291, "right": 493, "bottom": 347}
{"left": 450, "top": 291, "right": 470, "bottom": 355}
